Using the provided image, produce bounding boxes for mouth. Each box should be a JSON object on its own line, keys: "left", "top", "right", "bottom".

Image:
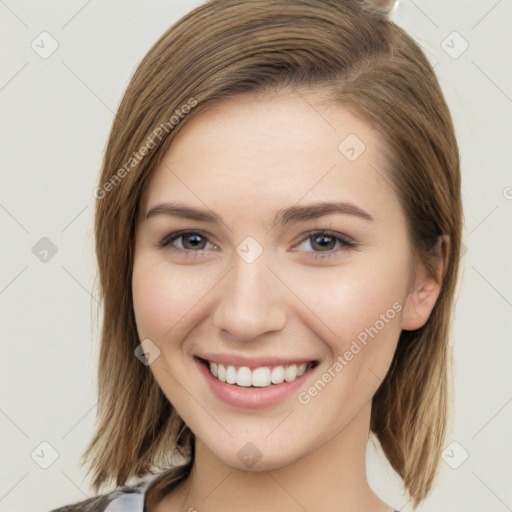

{"left": 195, "top": 356, "right": 319, "bottom": 388}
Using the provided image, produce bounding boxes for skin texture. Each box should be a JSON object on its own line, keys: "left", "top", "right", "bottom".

{"left": 132, "top": 91, "right": 444, "bottom": 512}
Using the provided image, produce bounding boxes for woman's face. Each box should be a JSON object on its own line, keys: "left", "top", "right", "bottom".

{"left": 132, "top": 92, "right": 428, "bottom": 471}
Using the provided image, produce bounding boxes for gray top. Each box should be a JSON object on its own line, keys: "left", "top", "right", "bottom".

{"left": 48, "top": 474, "right": 158, "bottom": 512}
{"left": 49, "top": 474, "right": 399, "bottom": 512}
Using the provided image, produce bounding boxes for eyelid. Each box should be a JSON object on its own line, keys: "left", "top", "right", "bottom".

{"left": 292, "top": 229, "right": 357, "bottom": 259}
{"left": 294, "top": 229, "right": 355, "bottom": 248}
{"left": 159, "top": 229, "right": 218, "bottom": 253}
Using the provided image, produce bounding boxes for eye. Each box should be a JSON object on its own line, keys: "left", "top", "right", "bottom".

{"left": 294, "top": 230, "right": 357, "bottom": 259}
{"left": 158, "top": 229, "right": 356, "bottom": 260}
{"left": 159, "top": 231, "right": 217, "bottom": 256}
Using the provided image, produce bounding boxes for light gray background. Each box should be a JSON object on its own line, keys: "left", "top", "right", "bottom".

{"left": 1, "top": 1, "right": 511, "bottom": 511}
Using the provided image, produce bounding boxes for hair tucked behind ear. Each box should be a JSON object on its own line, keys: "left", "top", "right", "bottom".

{"left": 83, "top": 0, "right": 462, "bottom": 507}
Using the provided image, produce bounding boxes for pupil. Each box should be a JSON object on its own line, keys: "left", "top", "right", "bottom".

{"left": 312, "top": 234, "right": 334, "bottom": 251}
{"left": 184, "top": 234, "right": 205, "bottom": 250}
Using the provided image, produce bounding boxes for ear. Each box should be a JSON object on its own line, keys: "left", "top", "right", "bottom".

{"left": 401, "top": 235, "right": 449, "bottom": 331}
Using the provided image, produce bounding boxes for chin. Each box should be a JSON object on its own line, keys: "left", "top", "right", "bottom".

{"left": 199, "top": 433, "right": 312, "bottom": 473}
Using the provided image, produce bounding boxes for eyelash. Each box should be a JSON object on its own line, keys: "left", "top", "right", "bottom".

{"left": 158, "top": 230, "right": 357, "bottom": 260}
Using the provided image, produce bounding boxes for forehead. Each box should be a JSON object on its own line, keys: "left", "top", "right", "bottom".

{"left": 141, "top": 92, "right": 399, "bottom": 229}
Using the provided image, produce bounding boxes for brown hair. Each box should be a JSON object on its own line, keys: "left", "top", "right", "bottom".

{"left": 83, "top": 0, "right": 463, "bottom": 507}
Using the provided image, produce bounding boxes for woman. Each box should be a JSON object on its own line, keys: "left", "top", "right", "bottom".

{"left": 51, "top": 0, "right": 463, "bottom": 510}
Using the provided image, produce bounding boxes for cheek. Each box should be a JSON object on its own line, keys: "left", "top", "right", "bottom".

{"left": 285, "top": 253, "right": 407, "bottom": 381}
{"left": 289, "top": 263, "right": 405, "bottom": 339}
{"left": 290, "top": 272, "right": 404, "bottom": 413}
{"left": 132, "top": 259, "right": 206, "bottom": 339}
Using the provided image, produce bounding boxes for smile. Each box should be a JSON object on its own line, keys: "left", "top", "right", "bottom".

{"left": 194, "top": 356, "right": 320, "bottom": 408}
{"left": 202, "top": 359, "right": 317, "bottom": 388}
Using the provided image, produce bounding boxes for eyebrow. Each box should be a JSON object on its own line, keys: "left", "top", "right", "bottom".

{"left": 145, "top": 200, "right": 374, "bottom": 226}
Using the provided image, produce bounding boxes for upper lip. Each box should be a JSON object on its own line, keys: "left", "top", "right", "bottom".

{"left": 195, "top": 353, "right": 318, "bottom": 369}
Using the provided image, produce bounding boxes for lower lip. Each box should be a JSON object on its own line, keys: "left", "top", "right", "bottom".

{"left": 194, "top": 357, "right": 317, "bottom": 409}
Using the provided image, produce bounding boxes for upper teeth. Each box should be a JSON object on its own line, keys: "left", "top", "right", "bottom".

{"left": 208, "top": 361, "right": 311, "bottom": 387}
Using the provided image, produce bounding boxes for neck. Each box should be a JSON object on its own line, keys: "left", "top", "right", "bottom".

{"left": 168, "top": 402, "right": 391, "bottom": 512}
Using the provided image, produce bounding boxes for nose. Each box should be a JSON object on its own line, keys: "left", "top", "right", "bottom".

{"left": 211, "top": 253, "right": 287, "bottom": 343}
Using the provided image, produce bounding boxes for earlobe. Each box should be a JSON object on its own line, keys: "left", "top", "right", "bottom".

{"left": 401, "top": 235, "right": 448, "bottom": 331}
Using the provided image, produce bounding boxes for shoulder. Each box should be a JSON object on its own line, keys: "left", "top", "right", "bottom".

{"left": 48, "top": 476, "right": 155, "bottom": 512}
